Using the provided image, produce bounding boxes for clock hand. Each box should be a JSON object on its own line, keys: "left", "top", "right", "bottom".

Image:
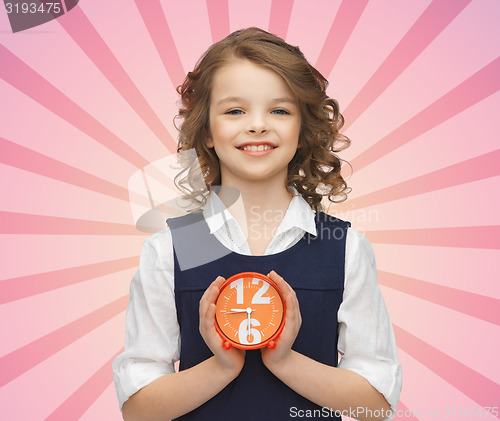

{"left": 226, "top": 308, "right": 256, "bottom": 314}
{"left": 247, "top": 309, "right": 251, "bottom": 340}
{"left": 226, "top": 309, "right": 248, "bottom": 314}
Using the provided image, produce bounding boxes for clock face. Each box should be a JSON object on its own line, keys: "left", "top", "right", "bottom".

{"left": 214, "top": 272, "right": 286, "bottom": 350}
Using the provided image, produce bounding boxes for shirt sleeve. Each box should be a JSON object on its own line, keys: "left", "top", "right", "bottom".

{"left": 112, "top": 229, "right": 181, "bottom": 410}
{"left": 337, "top": 228, "right": 402, "bottom": 419}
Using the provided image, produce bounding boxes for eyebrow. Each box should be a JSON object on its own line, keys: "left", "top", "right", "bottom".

{"left": 216, "top": 97, "right": 246, "bottom": 105}
{"left": 216, "top": 96, "right": 298, "bottom": 106}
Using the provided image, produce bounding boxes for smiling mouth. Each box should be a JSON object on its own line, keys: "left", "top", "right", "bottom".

{"left": 237, "top": 145, "right": 277, "bottom": 152}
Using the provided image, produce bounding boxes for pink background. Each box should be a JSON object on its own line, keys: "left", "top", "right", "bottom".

{"left": 1, "top": 0, "right": 499, "bottom": 420}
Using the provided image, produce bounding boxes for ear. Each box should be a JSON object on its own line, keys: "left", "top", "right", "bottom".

{"left": 204, "top": 129, "right": 214, "bottom": 148}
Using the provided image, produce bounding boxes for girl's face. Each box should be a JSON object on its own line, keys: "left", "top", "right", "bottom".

{"left": 207, "top": 59, "right": 301, "bottom": 188}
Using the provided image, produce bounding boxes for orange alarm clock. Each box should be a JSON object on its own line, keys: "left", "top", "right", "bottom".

{"left": 214, "top": 272, "right": 286, "bottom": 350}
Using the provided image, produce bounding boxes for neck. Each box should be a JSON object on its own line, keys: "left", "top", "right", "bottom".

{"left": 218, "top": 176, "right": 292, "bottom": 219}
{"left": 215, "top": 175, "right": 293, "bottom": 254}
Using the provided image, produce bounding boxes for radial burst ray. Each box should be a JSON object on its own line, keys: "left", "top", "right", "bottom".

{"left": 55, "top": 6, "right": 177, "bottom": 152}
{"left": 343, "top": 0, "right": 472, "bottom": 127}
{"left": 394, "top": 325, "right": 500, "bottom": 408}
{"left": 0, "top": 257, "right": 138, "bottom": 304}
{"left": 0, "top": 297, "right": 128, "bottom": 388}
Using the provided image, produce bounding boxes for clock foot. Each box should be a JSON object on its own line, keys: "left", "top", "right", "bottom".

{"left": 267, "top": 340, "right": 276, "bottom": 349}
{"left": 223, "top": 341, "right": 232, "bottom": 350}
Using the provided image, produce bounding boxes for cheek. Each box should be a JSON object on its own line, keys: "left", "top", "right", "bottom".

{"left": 210, "top": 120, "right": 233, "bottom": 143}
{"left": 283, "top": 121, "right": 301, "bottom": 144}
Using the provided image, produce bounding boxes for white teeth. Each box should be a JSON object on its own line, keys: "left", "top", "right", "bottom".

{"left": 240, "top": 145, "right": 274, "bottom": 151}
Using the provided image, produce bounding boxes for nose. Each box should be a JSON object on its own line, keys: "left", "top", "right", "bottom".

{"left": 247, "top": 113, "right": 269, "bottom": 134}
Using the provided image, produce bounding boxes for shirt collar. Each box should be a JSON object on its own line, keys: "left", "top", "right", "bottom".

{"left": 203, "top": 190, "right": 234, "bottom": 234}
{"left": 278, "top": 188, "right": 317, "bottom": 237}
{"left": 203, "top": 187, "right": 317, "bottom": 237}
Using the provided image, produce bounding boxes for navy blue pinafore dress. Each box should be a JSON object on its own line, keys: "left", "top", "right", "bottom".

{"left": 167, "top": 211, "right": 350, "bottom": 420}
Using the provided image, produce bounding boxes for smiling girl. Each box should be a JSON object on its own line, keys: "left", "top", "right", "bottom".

{"left": 113, "top": 28, "right": 402, "bottom": 421}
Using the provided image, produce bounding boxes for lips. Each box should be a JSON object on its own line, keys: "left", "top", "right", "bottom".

{"left": 236, "top": 142, "right": 277, "bottom": 152}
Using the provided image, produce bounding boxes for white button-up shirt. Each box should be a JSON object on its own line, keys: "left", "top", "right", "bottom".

{"left": 113, "top": 191, "right": 402, "bottom": 417}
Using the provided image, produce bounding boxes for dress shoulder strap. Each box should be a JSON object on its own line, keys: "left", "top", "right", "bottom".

{"left": 166, "top": 212, "right": 232, "bottom": 271}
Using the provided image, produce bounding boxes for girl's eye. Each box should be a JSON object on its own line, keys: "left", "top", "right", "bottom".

{"left": 272, "top": 109, "right": 290, "bottom": 115}
{"left": 226, "top": 109, "right": 244, "bottom": 115}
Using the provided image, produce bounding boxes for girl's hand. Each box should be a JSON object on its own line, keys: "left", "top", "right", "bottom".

{"left": 261, "top": 270, "right": 302, "bottom": 369}
{"left": 199, "top": 276, "right": 245, "bottom": 374}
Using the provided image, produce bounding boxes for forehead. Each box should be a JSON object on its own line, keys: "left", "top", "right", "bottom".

{"left": 210, "top": 59, "right": 296, "bottom": 103}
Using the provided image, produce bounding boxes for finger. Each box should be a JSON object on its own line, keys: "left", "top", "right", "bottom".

{"left": 212, "top": 275, "right": 226, "bottom": 288}
{"left": 268, "top": 270, "right": 285, "bottom": 288}
{"left": 268, "top": 270, "right": 297, "bottom": 300}
{"left": 201, "top": 276, "right": 224, "bottom": 301}
{"left": 209, "top": 276, "right": 226, "bottom": 306}
{"left": 267, "top": 271, "right": 299, "bottom": 312}
{"left": 200, "top": 276, "right": 226, "bottom": 335}
{"left": 269, "top": 273, "right": 300, "bottom": 324}
{"left": 200, "top": 276, "right": 225, "bottom": 315}
{"left": 206, "top": 302, "right": 216, "bottom": 324}
{"left": 284, "top": 291, "right": 297, "bottom": 322}
{"left": 199, "top": 292, "right": 209, "bottom": 320}
{"left": 201, "top": 302, "right": 216, "bottom": 335}
{"left": 268, "top": 270, "right": 288, "bottom": 288}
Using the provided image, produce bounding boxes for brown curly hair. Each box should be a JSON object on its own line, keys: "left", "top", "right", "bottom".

{"left": 175, "top": 27, "right": 350, "bottom": 212}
